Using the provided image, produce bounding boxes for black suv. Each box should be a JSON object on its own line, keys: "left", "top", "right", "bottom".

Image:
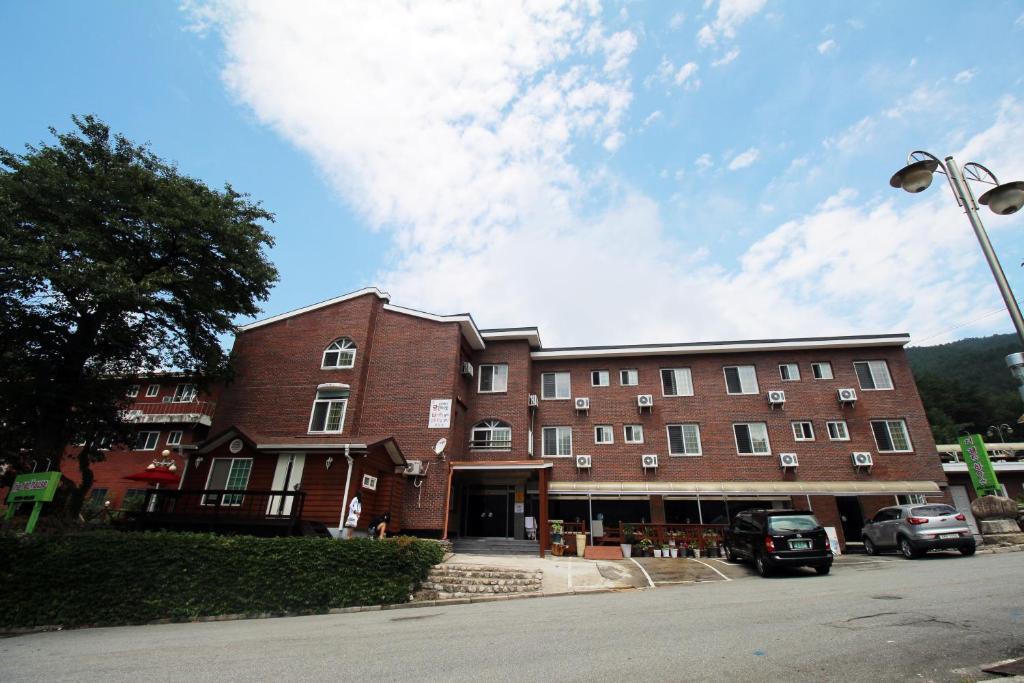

{"left": 723, "top": 509, "right": 833, "bottom": 577}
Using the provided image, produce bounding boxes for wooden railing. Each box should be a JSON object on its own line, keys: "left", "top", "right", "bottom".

{"left": 131, "top": 489, "right": 306, "bottom": 532}
{"left": 551, "top": 522, "right": 727, "bottom": 549}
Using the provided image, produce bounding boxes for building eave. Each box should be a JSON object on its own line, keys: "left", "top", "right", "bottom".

{"left": 480, "top": 328, "right": 542, "bottom": 349}
{"left": 238, "top": 287, "right": 391, "bottom": 332}
{"left": 383, "top": 303, "right": 485, "bottom": 350}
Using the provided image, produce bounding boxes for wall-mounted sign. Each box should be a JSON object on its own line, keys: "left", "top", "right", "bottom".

{"left": 514, "top": 502, "right": 525, "bottom": 514}
{"left": 362, "top": 474, "right": 378, "bottom": 491}
{"left": 959, "top": 433, "right": 1001, "bottom": 497}
{"left": 428, "top": 399, "right": 452, "bottom": 429}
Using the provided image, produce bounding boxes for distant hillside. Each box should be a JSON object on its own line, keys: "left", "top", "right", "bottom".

{"left": 906, "top": 333, "right": 1023, "bottom": 444}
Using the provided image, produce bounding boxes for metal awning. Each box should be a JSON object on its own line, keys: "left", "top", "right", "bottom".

{"left": 548, "top": 480, "right": 942, "bottom": 496}
{"left": 451, "top": 460, "right": 553, "bottom": 471}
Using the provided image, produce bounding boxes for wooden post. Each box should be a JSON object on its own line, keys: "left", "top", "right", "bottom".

{"left": 441, "top": 466, "right": 455, "bottom": 540}
{"left": 538, "top": 467, "right": 549, "bottom": 558}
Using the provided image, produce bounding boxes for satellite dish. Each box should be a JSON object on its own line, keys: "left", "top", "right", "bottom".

{"left": 434, "top": 438, "right": 447, "bottom": 455}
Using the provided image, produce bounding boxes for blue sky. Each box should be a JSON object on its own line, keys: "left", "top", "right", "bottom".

{"left": 3, "top": 1, "right": 1023, "bottom": 347}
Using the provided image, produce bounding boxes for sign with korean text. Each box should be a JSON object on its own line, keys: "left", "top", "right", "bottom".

{"left": 958, "top": 433, "right": 1001, "bottom": 497}
{"left": 428, "top": 399, "right": 452, "bottom": 429}
{"left": 6, "top": 472, "right": 61, "bottom": 504}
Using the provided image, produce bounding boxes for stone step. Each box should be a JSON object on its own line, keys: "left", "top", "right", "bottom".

{"left": 430, "top": 567, "right": 541, "bottom": 580}
{"left": 425, "top": 576, "right": 541, "bottom": 588}
{"left": 411, "top": 563, "right": 544, "bottom": 602}
{"left": 420, "top": 582, "right": 540, "bottom": 594}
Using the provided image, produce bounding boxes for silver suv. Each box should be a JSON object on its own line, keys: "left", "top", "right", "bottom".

{"left": 861, "top": 503, "right": 975, "bottom": 559}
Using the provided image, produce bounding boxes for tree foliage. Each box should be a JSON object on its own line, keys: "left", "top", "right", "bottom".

{"left": 0, "top": 115, "right": 278, "bottom": 510}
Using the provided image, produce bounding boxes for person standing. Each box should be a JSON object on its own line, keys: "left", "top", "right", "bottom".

{"left": 343, "top": 491, "right": 362, "bottom": 539}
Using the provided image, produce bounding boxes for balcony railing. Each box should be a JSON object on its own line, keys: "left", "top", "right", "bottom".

{"left": 470, "top": 439, "right": 512, "bottom": 451}
{"left": 122, "top": 401, "right": 216, "bottom": 426}
{"left": 129, "top": 488, "right": 306, "bottom": 532}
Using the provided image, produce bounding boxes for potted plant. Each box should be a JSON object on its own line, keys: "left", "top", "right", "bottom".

{"left": 665, "top": 543, "right": 676, "bottom": 558}
{"left": 637, "top": 538, "right": 653, "bottom": 557}
{"left": 669, "top": 543, "right": 679, "bottom": 558}
{"left": 621, "top": 525, "right": 635, "bottom": 558}
{"left": 552, "top": 542, "right": 565, "bottom": 557}
{"left": 550, "top": 520, "right": 563, "bottom": 546}
{"left": 703, "top": 530, "right": 720, "bottom": 558}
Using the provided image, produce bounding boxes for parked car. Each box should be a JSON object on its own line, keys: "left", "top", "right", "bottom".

{"left": 723, "top": 509, "right": 833, "bottom": 577}
{"left": 861, "top": 503, "right": 975, "bottom": 559}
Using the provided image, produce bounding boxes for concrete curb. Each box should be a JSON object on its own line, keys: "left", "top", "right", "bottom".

{"left": 977, "top": 543, "right": 1024, "bottom": 555}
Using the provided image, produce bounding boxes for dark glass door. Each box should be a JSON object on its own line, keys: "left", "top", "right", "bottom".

{"left": 464, "top": 487, "right": 512, "bottom": 537}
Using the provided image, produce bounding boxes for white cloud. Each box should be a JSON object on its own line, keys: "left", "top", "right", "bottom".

{"left": 953, "top": 68, "right": 977, "bottom": 84}
{"left": 603, "top": 30, "right": 638, "bottom": 73}
{"left": 696, "top": 24, "right": 716, "bottom": 47}
{"left": 641, "top": 110, "right": 663, "bottom": 129}
{"left": 674, "top": 62, "right": 700, "bottom": 89}
{"left": 603, "top": 131, "right": 625, "bottom": 151}
{"left": 823, "top": 115, "right": 875, "bottom": 153}
{"left": 711, "top": 48, "right": 740, "bottom": 67}
{"left": 669, "top": 12, "right": 685, "bottom": 29}
{"left": 727, "top": 147, "right": 760, "bottom": 170}
{"left": 1015, "top": 12, "right": 1024, "bottom": 29}
{"left": 695, "top": 153, "right": 714, "bottom": 170}
{"left": 817, "top": 39, "right": 837, "bottom": 55}
{"left": 697, "top": 0, "right": 767, "bottom": 46}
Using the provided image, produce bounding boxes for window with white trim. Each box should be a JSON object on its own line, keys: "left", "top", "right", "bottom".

{"left": 172, "top": 384, "right": 197, "bottom": 403}
{"left": 126, "top": 385, "right": 140, "bottom": 398}
{"left": 724, "top": 366, "right": 759, "bottom": 394}
{"left": 134, "top": 431, "right": 160, "bottom": 451}
{"left": 145, "top": 384, "right": 160, "bottom": 397}
{"left": 167, "top": 430, "right": 183, "bottom": 446}
{"left": 896, "top": 494, "right": 926, "bottom": 505}
{"left": 541, "top": 372, "right": 571, "bottom": 400}
{"left": 594, "top": 425, "right": 614, "bottom": 444}
{"left": 478, "top": 364, "right": 509, "bottom": 393}
{"left": 541, "top": 426, "right": 573, "bottom": 456}
{"left": 826, "top": 420, "right": 849, "bottom": 441}
{"left": 322, "top": 338, "right": 357, "bottom": 369}
{"left": 733, "top": 423, "right": 771, "bottom": 455}
{"left": 667, "top": 424, "right": 702, "bottom": 456}
{"left": 619, "top": 369, "right": 639, "bottom": 386}
{"left": 661, "top": 368, "right": 694, "bottom": 397}
{"left": 624, "top": 424, "right": 644, "bottom": 443}
{"left": 202, "top": 457, "right": 253, "bottom": 506}
{"left": 591, "top": 370, "right": 610, "bottom": 387}
{"left": 791, "top": 421, "right": 814, "bottom": 441}
{"left": 854, "top": 360, "right": 893, "bottom": 390}
{"left": 811, "top": 362, "right": 833, "bottom": 380}
{"left": 471, "top": 420, "right": 512, "bottom": 450}
{"left": 308, "top": 388, "right": 349, "bottom": 433}
{"left": 871, "top": 419, "right": 912, "bottom": 452}
{"left": 779, "top": 363, "right": 800, "bottom": 381}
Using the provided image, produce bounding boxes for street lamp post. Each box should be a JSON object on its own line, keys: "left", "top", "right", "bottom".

{"left": 986, "top": 424, "right": 1013, "bottom": 443}
{"left": 890, "top": 151, "right": 1024, "bottom": 414}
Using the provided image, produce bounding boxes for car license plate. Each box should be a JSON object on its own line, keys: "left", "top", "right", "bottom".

{"left": 789, "top": 539, "right": 811, "bottom": 549}
{"left": 938, "top": 533, "right": 959, "bottom": 539}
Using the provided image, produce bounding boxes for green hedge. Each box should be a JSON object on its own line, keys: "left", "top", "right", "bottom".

{"left": 0, "top": 532, "right": 444, "bottom": 628}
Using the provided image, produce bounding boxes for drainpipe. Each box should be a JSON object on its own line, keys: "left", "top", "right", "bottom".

{"left": 337, "top": 444, "right": 354, "bottom": 533}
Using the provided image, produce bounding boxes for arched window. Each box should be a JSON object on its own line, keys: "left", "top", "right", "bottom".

{"left": 471, "top": 420, "right": 512, "bottom": 450}
{"left": 322, "top": 338, "right": 357, "bottom": 369}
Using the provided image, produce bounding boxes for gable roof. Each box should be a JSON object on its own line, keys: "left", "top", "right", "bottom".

{"left": 238, "top": 287, "right": 391, "bottom": 331}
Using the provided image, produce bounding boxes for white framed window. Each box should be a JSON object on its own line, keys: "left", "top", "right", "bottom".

{"left": 126, "top": 385, "right": 140, "bottom": 398}
{"left": 724, "top": 366, "right": 759, "bottom": 395}
{"left": 167, "top": 430, "right": 183, "bottom": 446}
{"left": 594, "top": 425, "right": 614, "bottom": 444}
{"left": 733, "top": 423, "right": 771, "bottom": 455}
{"left": 145, "top": 384, "right": 160, "bottom": 397}
{"left": 172, "top": 384, "right": 197, "bottom": 403}
{"left": 471, "top": 420, "right": 512, "bottom": 450}
{"left": 896, "top": 494, "right": 926, "bottom": 505}
{"left": 871, "top": 419, "right": 912, "bottom": 452}
{"left": 792, "top": 421, "right": 815, "bottom": 441}
{"left": 202, "top": 457, "right": 253, "bottom": 506}
{"left": 619, "top": 369, "right": 639, "bottom": 386}
{"left": 541, "top": 372, "right": 571, "bottom": 400}
{"left": 854, "top": 360, "right": 893, "bottom": 390}
{"left": 322, "top": 338, "right": 357, "bottom": 369}
{"left": 660, "top": 368, "right": 694, "bottom": 397}
{"left": 362, "top": 474, "right": 378, "bottom": 491}
{"left": 779, "top": 363, "right": 800, "bottom": 381}
{"left": 541, "top": 426, "right": 573, "bottom": 456}
{"left": 667, "top": 424, "right": 702, "bottom": 456}
{"left": 134, "top": 431, "right": 160, "bottom": 451}
{"left": 308, "top": 388, "right": 349, "bottom": 433}
{"left": 811, "top": 362, "right": 833, "bottom": 380}
{"left": 591, "top": 370, "right": 610, "bottom": 387}
{"left": 826, "top": 420, "right": 849, "bottom": 441}
{"left": 478, "top": 364, "right": 509, "bottom": 393}
{"left": 624, "top": 424, "right": 644, "bottom": 444}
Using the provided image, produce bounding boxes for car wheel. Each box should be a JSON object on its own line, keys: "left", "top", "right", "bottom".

{"left": 754, "top": 554, "right": 772, "bottom": 577}
{"left": 815, "top": 564, "right": 831, "bottom": 575}
{"left": 899, "top": 537, "right": 919, "bottom": 559}
{"left": 960, "top": 545, "right": 976, "bottom": 557}
{"left": 863, "top": 537, "right": 878, "bottom": 556}
{"left": 726, "top": 544, "right": 739, "bottom": 562}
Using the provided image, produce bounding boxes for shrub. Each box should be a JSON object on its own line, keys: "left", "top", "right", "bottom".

{"left": 0, "top": 532, "right": 444, "bottom": 628}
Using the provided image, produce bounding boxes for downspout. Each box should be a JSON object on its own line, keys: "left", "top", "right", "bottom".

{"left": 337, "top": 444, "right": 354, "bottom": 532}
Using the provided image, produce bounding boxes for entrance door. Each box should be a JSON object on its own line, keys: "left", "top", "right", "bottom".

{"left": 267, "top": 453, "right": 305, "bottom": 516}
{"left": 464, "top": 487, "right": 514, "bottom": 537}
{"left": 835, "top": 496, "right": 864, "bottom": 543}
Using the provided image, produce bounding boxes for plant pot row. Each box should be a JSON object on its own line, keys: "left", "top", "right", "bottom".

{"left": 621, "top": 543, "right": 724, "bottom": 559}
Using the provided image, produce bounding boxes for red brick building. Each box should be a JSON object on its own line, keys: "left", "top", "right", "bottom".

{"left": 133, "top": 286, "right": 949, "bottom": 551}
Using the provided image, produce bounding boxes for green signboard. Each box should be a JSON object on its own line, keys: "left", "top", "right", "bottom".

{"left": 4, "top": 471, "right": 62, "bottom": 533}
{"left": 958, "top": 434, "right": 1001, "bottom": 498}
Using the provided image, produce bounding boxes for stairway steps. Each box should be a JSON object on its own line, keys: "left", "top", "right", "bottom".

{"left": 411, "top": 563, "right": 543, "bottom": 602}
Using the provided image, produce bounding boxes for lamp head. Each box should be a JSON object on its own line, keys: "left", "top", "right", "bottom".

{"left": 979, "top": 181, "right": 1024, "bottom": 215}
{"left": 890, "top": 159, "right": 939, "bottom": 193}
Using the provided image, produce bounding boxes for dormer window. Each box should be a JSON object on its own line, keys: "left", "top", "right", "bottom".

{"left": 322, "top": 338, "right": 357, "bottom": 369}
{"left": 471, "top": 420, "right": 512, "bottom": 450}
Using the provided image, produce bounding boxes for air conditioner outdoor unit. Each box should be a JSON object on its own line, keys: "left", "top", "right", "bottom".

{"left": 575, "top": 454, "right": 592, "bottom": 469}
{"left": 637, "top": 394, "right": 654, "bottom": 408}
{"left": 403, "top": 460, "right": 424, "bottom": 476}
{"left": 767, "top": 390, "right": 786, "bottom": 406}
{"left": 779, "top": 452, "right": 799, "bottom": 469}
{"left": 852, "top": 451, "right": 874, "bottom": 469}
{"left": 461, "top": 362, "right": 474, "bottom": 377}
{"left": 575, "top": 397, "right": 590, "bottom": 411}
{"left": 837, "top": 387, "right": 858, "bottom": 404}
{"left": 641, "top": 454, "right": 659, "bottom": 469}
{"left": 528, "top": 394, "right": 539, "bottom": 407}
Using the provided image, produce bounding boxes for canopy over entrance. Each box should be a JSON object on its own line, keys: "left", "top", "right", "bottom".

{"left": 549, "top": 480, "right": 942, "bottom": 496}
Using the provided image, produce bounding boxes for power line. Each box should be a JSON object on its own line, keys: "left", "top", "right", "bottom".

{"left": 914, "top": 298, "right": 1024, "bottom": 345}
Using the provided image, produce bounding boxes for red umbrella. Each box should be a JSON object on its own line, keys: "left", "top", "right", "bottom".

{"left": 124, "top": 468, "right": 180, "bottom": 485}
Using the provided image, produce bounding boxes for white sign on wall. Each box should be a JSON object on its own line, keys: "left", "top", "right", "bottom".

{"left": 428, "top": 399, "right": 452, "bottom": 429}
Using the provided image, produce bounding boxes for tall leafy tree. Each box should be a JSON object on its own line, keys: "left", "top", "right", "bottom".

{"left": 0, "top": 115, "right": 278, "bottom": 514}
